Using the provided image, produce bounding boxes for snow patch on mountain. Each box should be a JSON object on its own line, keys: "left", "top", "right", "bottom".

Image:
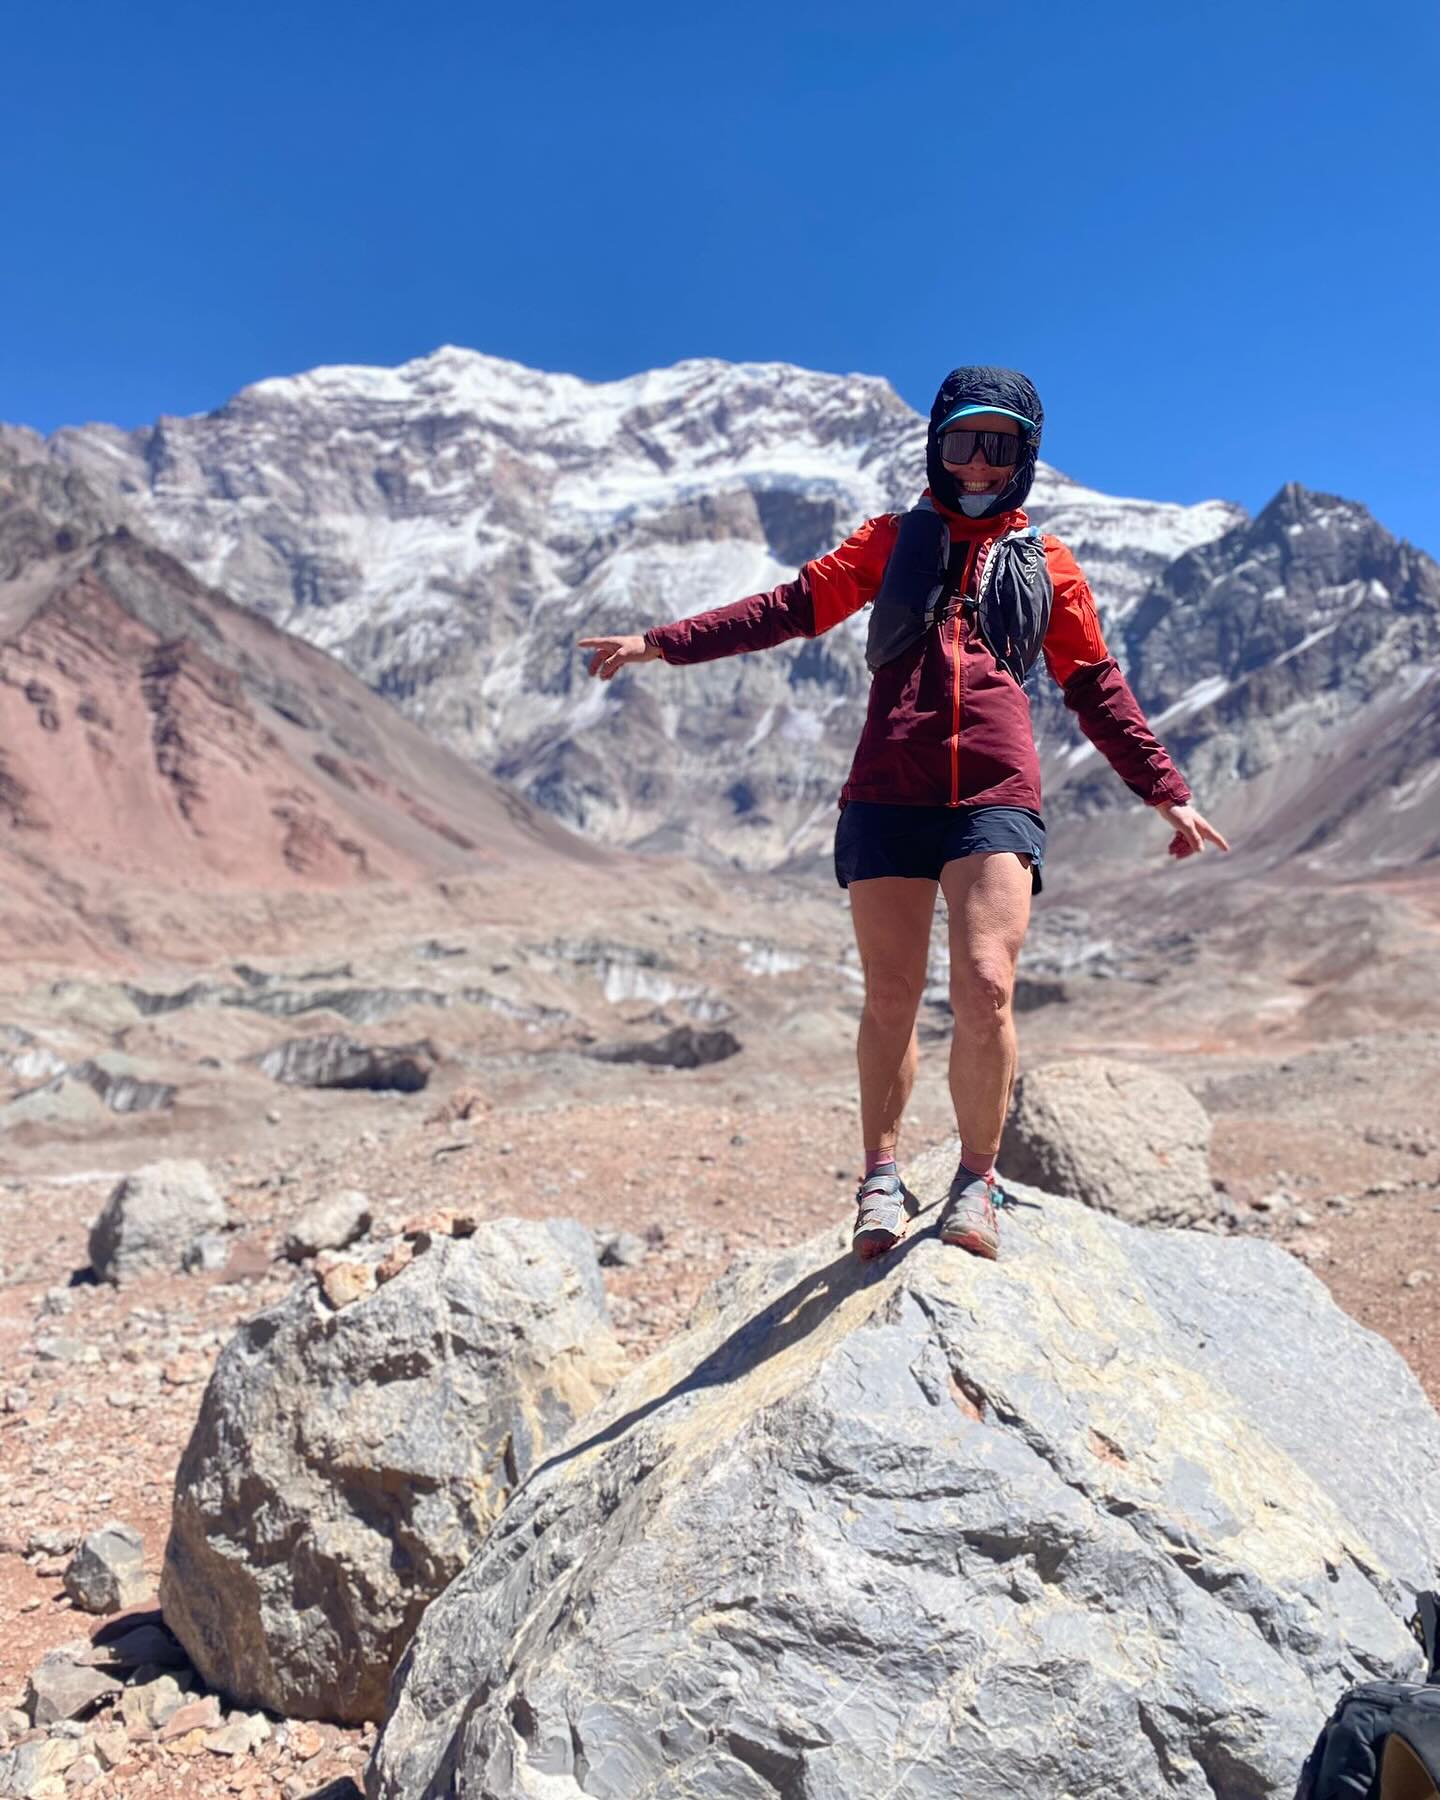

{"left": 47, "top": 346, "right": 1251, "bottom": 866}
{"left": 1154, "top": 674, "right": 1232, "bottom": 728}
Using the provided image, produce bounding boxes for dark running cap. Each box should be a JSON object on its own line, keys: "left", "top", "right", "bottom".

{"left": 1382, "top": 1704, "right": 1440, "bottom": 1799}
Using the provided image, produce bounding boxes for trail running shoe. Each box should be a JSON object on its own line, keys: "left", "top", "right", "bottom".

{"left": 940, "top": 1172, "right": 1003, "bottom": 1260}
{"left": 852, "top": 1170, "right": 907, "bottom": 1262}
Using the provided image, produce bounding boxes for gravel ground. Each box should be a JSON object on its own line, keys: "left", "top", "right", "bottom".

{"left": 3, "top": 1031, "right": 1440, "bottom": 1798}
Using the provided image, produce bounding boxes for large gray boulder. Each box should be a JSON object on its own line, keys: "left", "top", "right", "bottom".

{"left": 88, "top": 1159, "right": 231, "bottom": 1283}
{"left": 1003, "top": 1057, "right": 1215, "bottom": 1225}
{"left": 370, "top": 1141, "right": 1440, "bottom": 1800}
{"left": 161, "top": 1219, "right": 626, "bottom": 1726}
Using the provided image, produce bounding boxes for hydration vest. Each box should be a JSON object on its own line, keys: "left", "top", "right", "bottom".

{"left": 864, "top": 499, "right": 1054, "bottom": 683}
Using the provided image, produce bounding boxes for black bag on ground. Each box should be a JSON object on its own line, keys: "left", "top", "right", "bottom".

{"left": 1383, "top": 1700, "right": 1440, "bottom": 1798}
{"left": 1294, "top": 1593, "right": 1440, "bottom": 1798}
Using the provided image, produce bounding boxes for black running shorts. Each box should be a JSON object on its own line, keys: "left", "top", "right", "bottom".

{"left": 834, "top": 801, "right": 1046, "bottom": 894}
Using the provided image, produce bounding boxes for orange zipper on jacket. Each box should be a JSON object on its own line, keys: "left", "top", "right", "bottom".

{"left": 949, "top": 539, "right": 980, "bottom": 806}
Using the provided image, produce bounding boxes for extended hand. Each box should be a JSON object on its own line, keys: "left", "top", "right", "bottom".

{"left": 578, "top": 634, "right": 661, "bottom": 680}
{"left": 1155, "top": 801, "right": 1231, "bottom": 860}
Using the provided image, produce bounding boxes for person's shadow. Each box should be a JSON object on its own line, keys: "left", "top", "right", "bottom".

{"left": 532, "top": 1185, "right": 936, "bottom": 1485}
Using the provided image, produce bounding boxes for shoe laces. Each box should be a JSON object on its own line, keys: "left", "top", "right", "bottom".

{"left": 992, "top": 1186, "right": 1042, "bottom": 1211}
{"left": 955, "top": 1176, "right": 1041, "bottom": 1215}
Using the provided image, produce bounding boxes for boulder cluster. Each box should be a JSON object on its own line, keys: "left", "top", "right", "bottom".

{"left": 4, "top": 1057, "right": 1438, "bottom": 1800}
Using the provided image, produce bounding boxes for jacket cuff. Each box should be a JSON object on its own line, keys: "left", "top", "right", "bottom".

{"left": 642, "top": 627, "right": 669, "bottom": 664}
{"left": 1148, "top": 775, "right": 1193, "bottom": 808}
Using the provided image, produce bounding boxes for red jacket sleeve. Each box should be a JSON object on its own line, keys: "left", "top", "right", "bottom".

{"left": 1040, "top": 537, "right": 1192, "bottom": 808}
{"left": 644, "top": 515, "right": 899, "bottom": 665}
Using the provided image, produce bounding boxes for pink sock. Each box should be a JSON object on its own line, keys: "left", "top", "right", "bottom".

{"left": 959, "top": 1147, "right": 996, "bottom": 1182}
{"left": 865, "top": 1147, "right": 897, "bottom": 1175}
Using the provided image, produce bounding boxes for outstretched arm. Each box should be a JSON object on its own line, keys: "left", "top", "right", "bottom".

{"left": 580, "top": 514, "right": 899, "bottom": 673}
{"left": 1040, "top": 538, "right": 1230, "bottom": 859}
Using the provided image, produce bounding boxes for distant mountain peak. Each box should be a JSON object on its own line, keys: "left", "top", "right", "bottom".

{"left": 37, "top": 349, "right": 1262, "bottom": 869}
{"left": 1255, "top": 480, "right": 1378, "bottom": 534}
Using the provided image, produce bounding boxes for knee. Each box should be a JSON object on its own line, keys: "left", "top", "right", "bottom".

{"left": 862, "top": 966, "right": 922, "bottom": 1034}
{"left": 949, "top": 960, "right": 1014, "bottom": 1026}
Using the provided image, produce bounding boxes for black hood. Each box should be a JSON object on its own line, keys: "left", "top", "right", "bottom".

{"left": 926, "top": 366, "right": 1044, "bottom": 520}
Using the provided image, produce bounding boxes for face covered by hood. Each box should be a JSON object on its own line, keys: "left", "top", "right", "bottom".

{"left": 926, "top": 366, "right": 1044, "bottom": 521}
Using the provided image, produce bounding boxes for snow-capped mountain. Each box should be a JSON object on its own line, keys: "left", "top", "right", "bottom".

{"left": 1052, "top": 481, "right": 1440, "bottom": 872}
{"left": 46, "top": 349, "right": 1243, "bottom": 866}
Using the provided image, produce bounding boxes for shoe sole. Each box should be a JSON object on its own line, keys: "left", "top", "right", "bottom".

{"left": 853, "top": 1222, "right": 906, "bottom": 1261}
{"left": 941, "top": 1225, "right": 999, "bottom": 1260}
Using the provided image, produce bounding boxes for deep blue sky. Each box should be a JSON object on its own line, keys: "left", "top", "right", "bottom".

{"left": 3, "top": 0, "right": 1437, "bottom": 551}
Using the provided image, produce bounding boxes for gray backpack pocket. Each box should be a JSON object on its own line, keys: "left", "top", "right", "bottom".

{"left": 976, "top": 528, "right": 1054, "bottom": 683}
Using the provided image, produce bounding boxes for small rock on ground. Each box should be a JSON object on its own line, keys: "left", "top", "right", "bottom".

{"left": 62, "top": 1525, "right": 146, "bottom": 1616}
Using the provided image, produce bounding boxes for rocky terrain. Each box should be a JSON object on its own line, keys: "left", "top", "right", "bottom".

{"left": 3, "top": 1066, "right": 1439, "bottom": 1797}
{"left": 3, "top": 835, "right": 1440, "bottom": 1797}
{"left": 3, "top": 346, "right": 1439, "bottom": 1796}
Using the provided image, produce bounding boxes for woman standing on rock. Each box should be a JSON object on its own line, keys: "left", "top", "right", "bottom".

{"left": 580, "top": 367, "right": 1228, "bottom": 1263}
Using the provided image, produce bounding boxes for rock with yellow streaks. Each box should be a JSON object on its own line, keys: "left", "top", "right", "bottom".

{"left": 372, "top": 1140, "right": 1440, "bottom": 1800}
{"left": 161, "top": 1220, "right": 624, "bottom": 1726}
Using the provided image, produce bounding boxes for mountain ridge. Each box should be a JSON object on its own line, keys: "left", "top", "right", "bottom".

{"left": 0, "top": 440, "right": 629, "bottom": 960}
{"left": 19, "top": 346, "right": 1440, "bottom": 879}
{"left": 44, "top": 346, "right": 1255, "bottom": 867}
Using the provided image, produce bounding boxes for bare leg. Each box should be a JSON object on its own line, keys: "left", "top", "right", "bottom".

{"left": 847, "top": 876, "right": 939, "bottom": 1162}
{"left": 938, "top": 853, "right": 1033, "bottom": 1167}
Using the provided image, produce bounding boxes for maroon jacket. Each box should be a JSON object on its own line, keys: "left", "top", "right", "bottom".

{"left": 644, "top": 494, "right": 1191, "bottom": 816}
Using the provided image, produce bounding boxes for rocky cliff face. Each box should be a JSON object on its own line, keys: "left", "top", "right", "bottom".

{"left": 1051, "top": 481, "right": 1440, "bottom": 872}
{"left": 47, "top": 349, "right": 1243, "bottom": 867}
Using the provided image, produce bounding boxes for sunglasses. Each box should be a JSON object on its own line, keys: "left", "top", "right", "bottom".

{"left": 939, "top": 427, "right": 1026, "bottom": 469}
